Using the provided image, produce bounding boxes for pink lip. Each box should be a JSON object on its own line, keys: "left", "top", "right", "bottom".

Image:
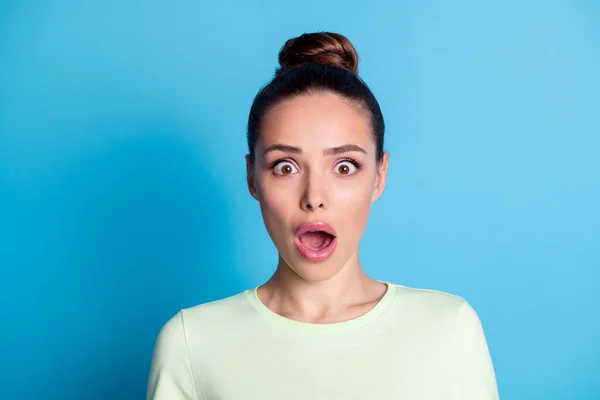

{"left": 294, "top": 221, "right": 337, "bottom": 262}
{"left": 294, "top": 221, "right": 337, "bottom": 237}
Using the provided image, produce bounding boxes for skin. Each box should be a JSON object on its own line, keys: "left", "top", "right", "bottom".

{"left": 245, "top": 91, "right": 389, "bottom": 324}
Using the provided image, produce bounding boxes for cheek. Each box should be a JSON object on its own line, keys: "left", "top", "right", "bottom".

{"left": 257, "top": 178, "right": 296, "bottom": 235}
{"left": 333, "top": 177, "right": 375, "bottom": 235}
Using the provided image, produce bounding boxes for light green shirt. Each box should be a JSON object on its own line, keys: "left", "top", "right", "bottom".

{"left": 147, "top": 282, "right": 499, "bottom": 399}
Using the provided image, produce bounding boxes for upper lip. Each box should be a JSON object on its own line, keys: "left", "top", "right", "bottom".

{"left": 295, "top": 221, "right": 337, "bottom": 237}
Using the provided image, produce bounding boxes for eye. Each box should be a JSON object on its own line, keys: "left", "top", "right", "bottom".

{"left": 334, "top": 159, "right": 361, "bottom": 175}
{"left": 273, "top": 160, "right": 299, "bottom": 176}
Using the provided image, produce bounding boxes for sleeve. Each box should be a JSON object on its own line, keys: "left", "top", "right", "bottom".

{"left": 446, "top": 301, "right": 500, "bottom": 400}
{"left": 146, "top": 310, "right": 199, "bottom": 400}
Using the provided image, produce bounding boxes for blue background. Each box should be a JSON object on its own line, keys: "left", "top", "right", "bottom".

{"left": 1, "top": 1, "right": 598, "bottom": 399}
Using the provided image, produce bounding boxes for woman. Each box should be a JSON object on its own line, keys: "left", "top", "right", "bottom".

{"left": 147, "top": 31, "right": 499, "bottom": 400}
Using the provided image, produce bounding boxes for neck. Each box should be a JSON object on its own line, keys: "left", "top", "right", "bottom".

{"left": 257, "top": 252, "right": 386, "bottom": 323}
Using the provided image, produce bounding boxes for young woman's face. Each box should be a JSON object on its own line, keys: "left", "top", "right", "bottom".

{"left": 246, "top": 92, "right": 388, "bottom": 281}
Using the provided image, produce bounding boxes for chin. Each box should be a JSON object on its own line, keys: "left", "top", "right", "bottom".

{"left": 279, "top": 251, "right": 348, "bottom": 282}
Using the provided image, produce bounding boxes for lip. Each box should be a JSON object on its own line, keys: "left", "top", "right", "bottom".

{"left": 294, "top": 221, "right": 337, "bottom": 262}
{"left": 294, "top": 221, "right": 337, "bottom": 237}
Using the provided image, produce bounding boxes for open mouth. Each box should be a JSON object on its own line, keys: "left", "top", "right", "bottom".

{"left": 294, "top": 221, "right": 337, "bottom": 262}
{"left": 297, "top": 231, "right": 335, "bottom": 251}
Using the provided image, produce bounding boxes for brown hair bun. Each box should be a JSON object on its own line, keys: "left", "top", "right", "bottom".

{"left": 277, "top": 32, "right": 359, "bottom": 76}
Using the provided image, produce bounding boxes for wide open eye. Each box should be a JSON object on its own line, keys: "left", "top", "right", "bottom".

{"left": 333, "top": 159, "right": 361, "bottom": 175}
{"left": 273, "top": 161, "right": 299, "bottom": 176}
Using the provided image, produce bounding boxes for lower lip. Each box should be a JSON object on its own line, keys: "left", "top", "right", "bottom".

{"left": 294, "top": 235, "right": 337, "bottom": 262}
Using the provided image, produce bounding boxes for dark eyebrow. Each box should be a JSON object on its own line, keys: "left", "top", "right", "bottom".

{"left": 263, "top": 144, "right": 302, "bottom": 155}
{"left": 323, "top": 144, "right": 367, "bottom": 156}
{"left": 263, "top": 144, "right": 367, "bottom": 156}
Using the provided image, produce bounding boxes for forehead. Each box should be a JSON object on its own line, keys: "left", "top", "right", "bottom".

{"left": 259, "top": 92, "right": 372, "bottom": 151}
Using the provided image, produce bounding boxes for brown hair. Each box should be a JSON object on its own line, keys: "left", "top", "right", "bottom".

{"left": 247, "top": 31, "right": 384, "bottom": 164}
{"left": 277, "top": 32, "right": 359, "bottom": 76}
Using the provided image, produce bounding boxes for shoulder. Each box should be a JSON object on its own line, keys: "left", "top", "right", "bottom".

{"left": 385, "top": 282, "right": 481, "bottom": 328}
{"left": 147, "top": 294, "right": 254, "bottom": 400}
{"left": 157, "top": 289, "right": 253, "bottom": 342}
{"left": 390, "top": 283, "right": 468, "bottom": 311}
{"left": 385, "top": 284, "right": 499, "bottom": 398}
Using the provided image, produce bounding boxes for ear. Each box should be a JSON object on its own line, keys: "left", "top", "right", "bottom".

{"left": 245, "top": 154, "right": 259, "bottom": 201}
{"left": 371, "top": 152, "right": 388, "bottom": 204}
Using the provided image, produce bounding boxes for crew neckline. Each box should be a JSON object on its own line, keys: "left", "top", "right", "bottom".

{"left": 245, "top": 281, "right": 396, "bottom": 334}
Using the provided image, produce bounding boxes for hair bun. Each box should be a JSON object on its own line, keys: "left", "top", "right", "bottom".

{"left": 277, "top": 32, "right": 359, "bottom": 75}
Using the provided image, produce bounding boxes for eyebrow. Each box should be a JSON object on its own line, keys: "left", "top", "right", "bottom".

{"left": 263, "top": 144, "right": 367, "bottom": 156}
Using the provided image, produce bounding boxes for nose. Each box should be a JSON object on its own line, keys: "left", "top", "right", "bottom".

{"left": 300, "top": 170, "right": 328, "bottom": 211}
